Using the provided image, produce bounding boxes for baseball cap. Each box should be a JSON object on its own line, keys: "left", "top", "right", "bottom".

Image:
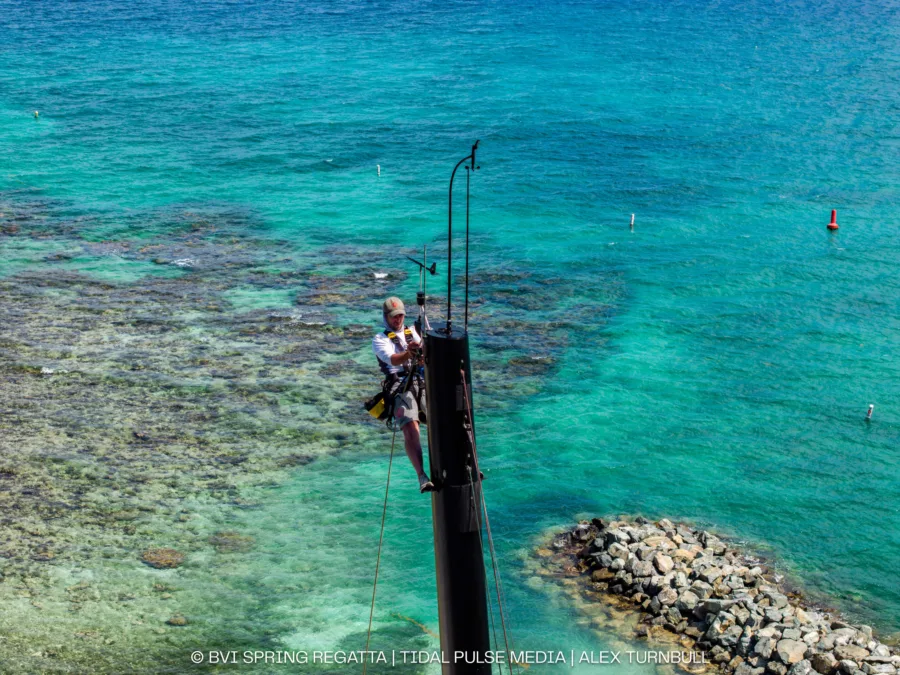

{"left": 382, "top": 297, "right": 405, "bottom": 318}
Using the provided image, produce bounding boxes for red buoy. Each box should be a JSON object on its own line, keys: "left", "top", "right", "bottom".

{"left": 827, "top": 209, "right": 839, "bottom": 230}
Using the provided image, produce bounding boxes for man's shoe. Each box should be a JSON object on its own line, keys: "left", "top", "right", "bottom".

{"left": 418, "top": 474, "right": 435, "bottom": 493}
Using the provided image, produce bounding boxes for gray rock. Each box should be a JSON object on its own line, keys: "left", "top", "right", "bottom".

{"left": 800, "top": 635, "right": 819, "bottom": 649}
{"left": 861, "top": 665, "right": 897, "bottom": 675}
{"left": 700, "top": 598, "right": 735, "bottom": 616}
{"left": 835, "top": 646, "right": 869, "bottom": 662}
{"left": 697, "top": 530, "right": 720, "bottom": 547}
{"left": 783, "top": 629, "right": 802, "bottom": 640}
{"left": 589, "top": 536, "right": 606, "bottom": 552}
{"left": 700, "top": 566, "right": 724, "bottom": 584}
{"left": 738, "top": 627, "right": 754, "bottom": 656}
{"left": 833, "top": 629, "right": 859, "bottom": 645}
{"left": 609, "top": 542, "right": 630, "bottom": 560}
{"left": 755, "top": 637, "right": 776, "bottom": 659}
{"left": 872, "top": 646, "right": 892, "bottom": 658}
{"left": 610, "top": 557, "right": 625, "bottom": 571}
{"left": 719, "top": 630, "right": 741, "bottom": 649}
{"left": 632, "top": 560, "right": 655, "bottom": 577}
{"left": 674, "top": 571, "right": 689, "bottom": 588}
{"left": 745, "top": 612, "right": 764, "bottom": 629}
{"left": 691, "top": 580, "right": 714, "bottom": 600}
{"left": 676, "top": 590, "right": 700, "bottom": 612}
{"left": 788, "top": 661, "right": 813, "bottom": 675}
{"left": 768, "top": 663, "right": 789, "bottom": 675}
{"left": 733, "top": 604, "right": 751, "bottom": 625}
{"left": 838, "top": 661, "right": 859, "bottom": 674}
{"left": 810, "top": 652, "right": 838, "bottom": 674}
{"left": 766, "top": 608, "right": 785, "bottom": 624}
{"left": 705, "top": 616, "right": 731, "bottom": 641}
{"left": 657, "top": 587, "right": 678, "bottom": 606}
{"left": 605, "top": 529, "right": 631, "bottom": 546}
{"left": 863, "top": 656, "right": 900, "bottom": 668}
{"left": 636, "top": 546, "right": 655, "bottom": 561}
{"left": 647, "top": 575, "right": 666, "bottom": 596}
{"left": 654, "top": 552, "right": 675, "bottom": 575}
{"left": 736, "top": 663, "right": 757, "bottom": 675}
{"left": 776, "top": 639, "right": 808, "bottom": 665}
{"left": 594, "top": 552, "right": 613, "bottom": 568}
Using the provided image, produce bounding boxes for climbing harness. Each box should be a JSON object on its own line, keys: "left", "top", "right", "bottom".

{"left": 365, "top": 327, "right": 425, "bottom": 426}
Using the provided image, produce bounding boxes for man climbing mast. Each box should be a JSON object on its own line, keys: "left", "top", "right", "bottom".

{"left": 372, "top": 296, "right": 434, "bottom": 493}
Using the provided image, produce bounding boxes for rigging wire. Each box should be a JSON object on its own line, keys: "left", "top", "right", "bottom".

{"left": 466, "top": 461, "right": 503, "bottom": 675}
{"left": 461, "top": 367, "right": 519, "bottom": 675}
{"left": 362, "top": 428, "right": 398, "bottom": 675}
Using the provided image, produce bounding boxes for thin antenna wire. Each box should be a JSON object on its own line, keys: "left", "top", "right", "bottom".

{"left": 446, "top": 140, "right": 478, "bottom": 334}
{"left": 465, "top": 165, "right": 470, "bottom": 330}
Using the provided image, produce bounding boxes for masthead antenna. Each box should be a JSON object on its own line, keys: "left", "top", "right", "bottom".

{"left": 446, "top": 140, "right": 480, "bottom": 334}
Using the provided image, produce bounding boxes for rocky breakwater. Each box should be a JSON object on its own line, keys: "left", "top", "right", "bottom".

{"left": 553, "top": 518, "right": 899, "bottom": 675}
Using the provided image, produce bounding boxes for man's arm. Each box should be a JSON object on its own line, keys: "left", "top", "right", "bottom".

{"left": 374, "top": 333, "right": 414, "bottom": 368}
{"left": 389, "top": 345, "right": 416, "bottom": 366}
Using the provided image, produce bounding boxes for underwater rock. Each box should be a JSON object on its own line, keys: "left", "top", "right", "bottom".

{"left": 165, "top": 615, "right": 188, "bottom": 626}
{"left": 140, "top": 548, "right": 185, "bottom": 569}
{"left": 208, "top": 531, "right": 254, "bottom": 553}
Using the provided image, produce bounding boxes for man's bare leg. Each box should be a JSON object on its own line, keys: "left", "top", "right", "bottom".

{"left": 396, "top": 408, "right": 432, "bottom": 491}
{"left": 401, "top": 420, "right": 424, "bottom": 476}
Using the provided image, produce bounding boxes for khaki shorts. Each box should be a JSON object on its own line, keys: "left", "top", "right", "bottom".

{"left": 393, "top": 389, "right": 421, "bottom": 429}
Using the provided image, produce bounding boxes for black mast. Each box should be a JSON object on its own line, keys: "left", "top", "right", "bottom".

{"left": 425, "top": 141, "right": 491, "bottom": 673}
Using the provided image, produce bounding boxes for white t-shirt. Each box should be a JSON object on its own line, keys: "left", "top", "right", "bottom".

{"left": 373, "top": 322, "right": 421, "bottom": 375}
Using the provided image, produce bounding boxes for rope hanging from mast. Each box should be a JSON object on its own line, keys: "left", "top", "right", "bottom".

{"left": 362, "top": 428, "right": 398, "bottom": 675}
{"left": 461, "top": 366, "right": 520, "bottom": 675}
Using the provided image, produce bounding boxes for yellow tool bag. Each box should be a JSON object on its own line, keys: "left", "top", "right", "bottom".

{"left": 364, "top": 390, "right": 388, "bottom": 420}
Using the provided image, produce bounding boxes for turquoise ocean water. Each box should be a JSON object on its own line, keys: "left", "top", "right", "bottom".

{"left": 2, "top": 0, "right": 900, "bottom": 670}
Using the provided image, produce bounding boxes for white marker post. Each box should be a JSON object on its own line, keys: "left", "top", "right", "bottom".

{"left": 377, "top": 164, "right": 381, "bottom": 177}
{"left": 630, "top": 213, "right": 634, "bottom": 231}
{"left": 866, "top": 404, "right": 874, "bottom": 421}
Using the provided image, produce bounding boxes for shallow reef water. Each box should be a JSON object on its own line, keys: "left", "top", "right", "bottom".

{"left": 0, "top": 196, "right": 621, "bottom": 672}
